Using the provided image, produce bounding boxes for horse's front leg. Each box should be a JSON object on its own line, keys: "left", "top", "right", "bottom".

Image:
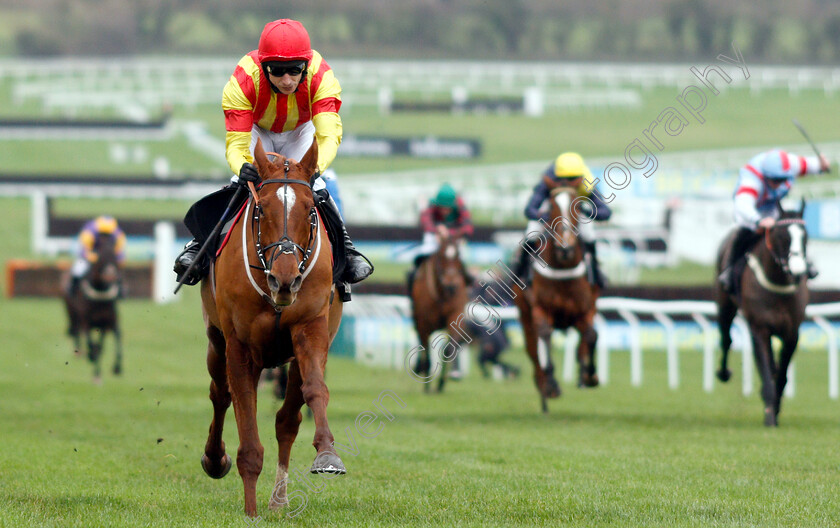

{"left": 774, "top": 331, "right": 800, "bottom": 423}
{"left": 534, "top": 307, "right": 561, "bottom": 400}
{"left": 575, "top": 314, "right": 599, "bottom": 388}
{"left": 515, "top": 291, "right": 554, "bottom": 412}
{"left": 202, "top": 324, "right": 232, "bottom": 480}
{"left": 292, "top": 316, "right": 345, "bottom": 475}
{"left": 112, "top": 324, "right": 123, "bottom": 375}
{"left": 414, "top": 323, "right": 433, "bottom": 394}
{"left": 716, "top": 293, "right": 738, "bottom": 382}
{"left": 226, "top": 337, "right": 264, "bottom": 517}
{"left": 270, "top": 359, "right": 305, "bottom": 511}
{"left": 88, "top": 328, "right": 104, "bottom": 383}
{"left": 748, "top": 324, "right": 777, "bottom": 427}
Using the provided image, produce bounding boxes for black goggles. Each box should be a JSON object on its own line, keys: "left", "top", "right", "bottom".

{"left": 265, "top": 63, "right": 305, "bottom": 77}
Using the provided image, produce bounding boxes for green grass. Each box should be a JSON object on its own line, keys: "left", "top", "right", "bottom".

{"left": 2, "top": 80, "right": 839, "bottom": 177}
{"left": 50, "top": 198, "right": 193, "bottom": 221}
{"left": 1, "top": 293, "right": 839, "bottom": 527}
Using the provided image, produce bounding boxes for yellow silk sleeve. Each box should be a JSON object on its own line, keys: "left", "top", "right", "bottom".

{"left": 115, "top": 233, "right": 127, "bottom": 259}
{"left": 578, "top": 167, "right": 597, "bottom": 196}
{"left": 225, "top": 131, "right": 254, "bottom": 175}
{"left": 79, "top": 230, "right": 95, "bottom": 258}
{"left": 312, "top": 112, "right": 342, "bottom": 173}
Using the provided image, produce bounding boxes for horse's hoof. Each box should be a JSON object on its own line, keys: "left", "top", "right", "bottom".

{"left": 716, "top": 369, "right": 732, "bottom": 383}
{"left": 578, "top": 375, "right": 599, "bottom": 388}
{"left": 763, "top": 408, "right": 778, "bottom": 427}
{"left": 540, "top": 397, "right": 549, "bottom": 414}
{"left": 269, "top": 481, "right": 287, "bottom": 510}
{"left": 546, "top": 379, "right": 561, "bottom": 399}
{"left": 113, "top": 364, "right": 122, "bottom": 376}
{"left": 310, "top": 451, "right": 346, "bottom": 475}
{"left": 201, "top": 453, "right": 232, "bottom": 479}
{"left": 92, "top": 376, "right": 103, "bottom": 386}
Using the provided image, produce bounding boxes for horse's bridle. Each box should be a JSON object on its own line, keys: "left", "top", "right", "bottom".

{"left": 425, "top": 238, "right": 462, "bottom": 302}
{"left": 249, "top": 160, "right": 319, "bottom": 277}
{"left": 764, "top": 218, "right": 806, "bottom": 276}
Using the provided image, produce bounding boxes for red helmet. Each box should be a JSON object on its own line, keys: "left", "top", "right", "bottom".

{"left": 258, "top": 19, "right": 313, "bottom": 63}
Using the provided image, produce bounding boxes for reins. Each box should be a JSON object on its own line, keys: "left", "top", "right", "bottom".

{"left": 240, "top": 156, "right": 322, "bottom": 313}
{"left": 763, "top": 218, "right": 806, "bottom": 273}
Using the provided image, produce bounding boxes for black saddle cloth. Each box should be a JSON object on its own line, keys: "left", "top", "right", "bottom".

{"left": 183, "top": 186, "right": 347, "bottom": 285}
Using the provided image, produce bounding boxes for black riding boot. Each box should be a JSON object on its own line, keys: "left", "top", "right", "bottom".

{"left": 67, "top": 276, "right": 81, "bottom": 296}
{"left": 173, "top": 239, "right": 203, "bottom": 286}
{"left": 315, "top": 189, "right": 373, "bottom": 284}
{"left": 512, "top": 241, "right": 536, "bottom": 282}
{"left": 584, "top": 241, "right": 607, "bottom": 288}
{"left": 718, "top": 227, "right": 756, "bottom": 293}
{"left": 406, "top": 268, "right": 417, "bottom": 296}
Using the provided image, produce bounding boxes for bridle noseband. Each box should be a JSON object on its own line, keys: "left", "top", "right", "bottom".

{"left": 764, "top": 218, "right": 806, "bottom": 276}
{"left": 249, "top": 160, "right": 319, "bottom": 277}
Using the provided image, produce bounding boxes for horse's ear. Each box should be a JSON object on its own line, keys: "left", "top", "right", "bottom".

{"left": 253, "top": 138, "right": 269, "bottom": 181}
{"left": 799, "top": 198, "right": 806, "bottom": 217}
{"left": 300, "top": 138, "right": 319, "bottom": 186}
{"left": 775, "top": 200, "right": 785, "bottom": 216}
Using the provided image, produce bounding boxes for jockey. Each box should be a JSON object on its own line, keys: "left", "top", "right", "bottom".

{"left": 68, "top": 215, "right": 126, "bottom": 296}
{"left": 718, "top": 148, "right": 830, "bottom": 293}
{"left": 511, "top": 152, "right": 611, "bottom": 287}
{"left": 406, "top": 183, "right": 474, "bottom": 292}
{"left": 174, "top": 18, "right": 372, "bottom": 288}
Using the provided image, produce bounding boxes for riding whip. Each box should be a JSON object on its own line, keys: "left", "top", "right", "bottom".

{"left": 792, "top": 118, "right": 829, "bottom": 172}
{"left": 174, "top": 185, "right": 247, "bottom": 294}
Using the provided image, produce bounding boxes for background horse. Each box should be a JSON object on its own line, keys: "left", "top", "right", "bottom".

{"left": 715, "top": 202, "right": 809, "bottom": 427}
{"left": 409, "top": 229, "right": 469, "bottom": 393}
{"left": 199, "top": 139, "right": 344, "bottom": 517}
{"left": 64, "top": 233, "right": 123, "bottom": 383}
{"left": 513, "top": 185, "right": 600, "bottom": 412}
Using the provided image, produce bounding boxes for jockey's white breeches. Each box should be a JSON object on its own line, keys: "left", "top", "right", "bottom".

{"left": 71, "top": 258, "right": 90, "bottom": 279}
{"left": 230, "top": 121, "right": 325, "bottom": 191}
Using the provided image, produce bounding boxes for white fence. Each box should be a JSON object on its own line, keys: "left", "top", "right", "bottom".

{"left": 344, "top": 294, "right": 840, "bottom": 400}
{"left": 4, "top": 58, "right": 840, "bottom": 120}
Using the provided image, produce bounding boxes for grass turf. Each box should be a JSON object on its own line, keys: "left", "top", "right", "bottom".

{"left": 0, "top": 290, "right": 838, "bottom": 527}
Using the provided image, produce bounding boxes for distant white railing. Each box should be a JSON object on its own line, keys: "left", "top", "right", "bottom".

{"left": 3, "top": 57, "right": 840, "bottom": 115}
{"left": 344, "top": 294, "right": 840, "bottom": 400}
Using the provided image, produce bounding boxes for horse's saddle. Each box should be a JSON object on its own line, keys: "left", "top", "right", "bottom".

{"left": 184, "top": 185, "right": 351, "bottom": 299}
{"left": 731, "top": 255, "right": 748, "bottom": 299}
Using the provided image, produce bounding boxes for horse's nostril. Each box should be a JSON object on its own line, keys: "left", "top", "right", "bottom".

{"left": 267, "top": 274, "right": 280, "bottom": 293}
{"left": 290, "top": 275, "right": 303, "bottom": 293}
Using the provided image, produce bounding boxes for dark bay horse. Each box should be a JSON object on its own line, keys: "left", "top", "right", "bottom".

{"left": 64, "top": 234, "right": 123, "bottom": 383}
{"left": 512, "top": 185, "right": 600, "bottom": 412}
{"left": 716, "top": 203, "right": 809, "bottom": 427}
{"left": 409, "top": 229, "right": 470, "bottom": 393}
{"left": 199, "top": 139, "right": 344, "bottom": 517}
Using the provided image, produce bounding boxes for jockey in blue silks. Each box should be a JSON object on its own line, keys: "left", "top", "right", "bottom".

{"left": 512, "top": 152, "right": 612, "bottom": 287}
{"left": 718, "top": 148, "right": 830, "bottom": 293}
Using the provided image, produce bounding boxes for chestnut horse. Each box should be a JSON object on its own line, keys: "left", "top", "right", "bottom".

{"left": 715, "top": 203, "right": 809, "bottom": 427}
{"left": 512, "top": 185, "right": 600, "bottom": 413}
{"left": 64, "top": 233, "right": 123, "bottom": 383}
{"left": 409, "top": 230, "right": 469, "bottom": 393}
{"left": 199, "top": 139, "right": 344, "bottom": 517}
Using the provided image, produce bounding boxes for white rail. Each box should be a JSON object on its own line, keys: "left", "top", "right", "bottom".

{"left": 344, "top": 295, "right": 840, "bottom": 399}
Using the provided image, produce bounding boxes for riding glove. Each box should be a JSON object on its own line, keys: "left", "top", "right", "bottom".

{"left": 237, "top": 162, "right": 260, "bottom": 187}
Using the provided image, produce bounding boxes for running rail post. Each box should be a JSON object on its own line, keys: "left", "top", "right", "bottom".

{"left": 618, "top": 309, "right": 643, "bottom": 387}
{"left": 654, "top": 312, "right": 679, "bottom": 389}
{"left": 812, "top": 316, "right": 839, "bottom": 399}
{"left": 692, "top": 313, "right": 715, "bottom": 393}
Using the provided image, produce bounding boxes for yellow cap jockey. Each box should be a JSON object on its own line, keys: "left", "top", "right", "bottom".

{"left": 553, "top": 152, "right": 596, "bottom": 197}
{"left": 78, "top": 216, "right": 126, "bottom": 263}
